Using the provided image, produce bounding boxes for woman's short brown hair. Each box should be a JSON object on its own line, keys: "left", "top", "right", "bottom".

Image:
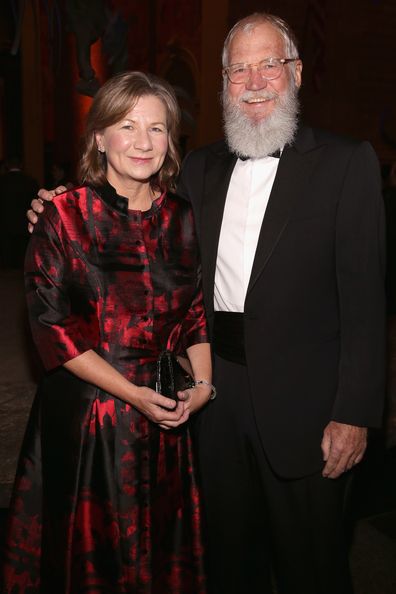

{"left": 79, "top": 71, "right": 181, "bottom": 191}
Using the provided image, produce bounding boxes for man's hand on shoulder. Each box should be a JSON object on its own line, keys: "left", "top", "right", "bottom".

{"left": 321, "top": 420, "right": 367, "bottom": 479}
{"left": 27, "top": 186, "right": 67, "bottom": 233}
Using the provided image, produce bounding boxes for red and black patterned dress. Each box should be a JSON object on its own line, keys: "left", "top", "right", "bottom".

{"left": 2, "top": 183, "right": 208, "bottom": 594}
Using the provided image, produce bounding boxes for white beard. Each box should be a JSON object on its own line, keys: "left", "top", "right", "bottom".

{"left": 222, "top": 82, "right": 300, "bottom": 159}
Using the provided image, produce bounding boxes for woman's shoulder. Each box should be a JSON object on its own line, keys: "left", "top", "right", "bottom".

{"left": 39, "top": 185, "right": 97, "bottom": 231}
{"left": 52, "top": 185, "right": 94, "bottom": 207}
{"left": 48, "top": 185, "right": 99, "bottom": 217}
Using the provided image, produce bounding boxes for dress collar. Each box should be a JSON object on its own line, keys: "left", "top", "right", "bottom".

{"left": 93, "top": 181, "right": 166, "bottom": 218}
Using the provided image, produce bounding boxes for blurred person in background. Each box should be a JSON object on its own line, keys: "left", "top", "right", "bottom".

{"left": 0, "top": 156, "right": 38, "bottom": 268}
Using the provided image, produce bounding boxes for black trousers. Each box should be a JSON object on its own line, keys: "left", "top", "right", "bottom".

{"left": 194, "top": 354, "right": 354, "bottom": 594}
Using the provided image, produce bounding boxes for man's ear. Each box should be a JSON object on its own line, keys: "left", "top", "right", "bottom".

{"left": 294, "top": 60, "right": 303, "bottom": 88}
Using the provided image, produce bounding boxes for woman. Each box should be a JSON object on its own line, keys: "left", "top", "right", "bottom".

{"left": 2, "top": 72, "right": 212, "bottom": 594}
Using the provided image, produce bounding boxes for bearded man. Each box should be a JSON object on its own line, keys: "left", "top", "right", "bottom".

{"left": 29, "top": 11, "right": 385, "bottom": 594}
{"left": 177, "top": 12, "right": 385, "bottom": 594}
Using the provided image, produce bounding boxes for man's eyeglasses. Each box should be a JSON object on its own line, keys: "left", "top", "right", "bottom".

{"left": 223, "top": 57, "right": 299, "bottom": 84}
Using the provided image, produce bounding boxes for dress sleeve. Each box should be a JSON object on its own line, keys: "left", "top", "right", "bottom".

{"left": 177, "top": 204, "right": 209, "bottom": 351}
{"left": 24, "top": 206, "right": 100, "bottom": 371}
{"left": 179, "top": 263, "right": 208, "bottom": 351}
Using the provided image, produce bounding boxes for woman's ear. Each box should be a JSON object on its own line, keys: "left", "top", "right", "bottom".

{"left": 95, "top": 132, "right": 105, "bottom": 153}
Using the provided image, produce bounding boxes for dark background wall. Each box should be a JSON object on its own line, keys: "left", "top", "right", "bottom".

{"left": 0, "top": 0, "right": 395, "bottom": 184}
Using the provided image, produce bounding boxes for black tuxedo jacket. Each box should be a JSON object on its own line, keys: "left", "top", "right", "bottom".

{"left": 177, "top": 125, "right": 386, "bottom": 478}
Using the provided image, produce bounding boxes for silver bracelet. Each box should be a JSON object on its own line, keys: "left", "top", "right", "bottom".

{"left": 194, "top": 379, "right": 216, "bottom": 400}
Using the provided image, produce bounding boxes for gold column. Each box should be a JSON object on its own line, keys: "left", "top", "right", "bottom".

{"left": 21, "top": 0, "right": 44, "bottom": 184}
{"left": 197, "top": 0, "right": 228, "bottom": 146}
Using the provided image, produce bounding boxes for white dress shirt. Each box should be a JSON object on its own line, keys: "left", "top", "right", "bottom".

{"left": 214, "top": 155, "right": 280, "bottom": 312}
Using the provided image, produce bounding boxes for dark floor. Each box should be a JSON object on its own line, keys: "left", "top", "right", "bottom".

{"left": 1, "top": 269, "right": 396, "bottom": 593}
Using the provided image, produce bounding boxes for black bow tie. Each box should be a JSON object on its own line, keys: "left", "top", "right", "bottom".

{"left": 239, "top": 149, "right": 281, "bottom": 161}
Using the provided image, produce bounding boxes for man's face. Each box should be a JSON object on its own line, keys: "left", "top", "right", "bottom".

{"left": 225, "top": 22, "right": 302, "bottom": 122}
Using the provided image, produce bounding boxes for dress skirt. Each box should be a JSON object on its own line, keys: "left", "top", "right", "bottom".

{"left": 3, "top": 369, "right": 206, "bottom": 594}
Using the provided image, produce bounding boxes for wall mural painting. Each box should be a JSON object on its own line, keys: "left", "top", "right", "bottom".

{"left": 10, "top": 0, "right": 129, "bottom": 97}
{"left": 64, "top": 0, "right": 128, "bottom": 96}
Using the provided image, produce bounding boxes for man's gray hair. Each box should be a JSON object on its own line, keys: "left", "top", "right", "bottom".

{"left": 222, "top": 12, "right": 299, "bottom": 68}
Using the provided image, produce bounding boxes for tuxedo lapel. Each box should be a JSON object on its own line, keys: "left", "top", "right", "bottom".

{"left": 200, "top": 147, "right": 237, "bottom": 315}
{"left": 247, "top": 126, "right": 323, "bottom": 295}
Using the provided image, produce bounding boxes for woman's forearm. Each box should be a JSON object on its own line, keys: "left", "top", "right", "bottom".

{"left": 181, "top": 342, "right": 213, "bottom": 413}
{"left": 63, "top": 350, "right": 190, "bottom": 427}
{"left": 186, "top": 342, "right": 212, "bottom": 383}
{"left": 63, "top": 349, "right": 139, "bottom": 403}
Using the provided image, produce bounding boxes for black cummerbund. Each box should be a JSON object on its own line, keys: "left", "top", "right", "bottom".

{"left": 213, "top": 311, "right": 246, "bottom": 365}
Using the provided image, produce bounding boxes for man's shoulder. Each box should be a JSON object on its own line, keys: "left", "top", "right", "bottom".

{"left": 300, "top": 124, "right": 371, "bottom": 152}
{"left": 298, "top": 126, "right": 381, "bottom": 189}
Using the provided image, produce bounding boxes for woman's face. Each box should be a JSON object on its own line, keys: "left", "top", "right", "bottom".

{"left": 96, "top": 95, "right": 169, "bottom": 189}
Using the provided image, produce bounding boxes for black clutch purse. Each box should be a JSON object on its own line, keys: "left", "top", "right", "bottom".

{"left": 156, "top": 350, "right": 195, "bottom": 403}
